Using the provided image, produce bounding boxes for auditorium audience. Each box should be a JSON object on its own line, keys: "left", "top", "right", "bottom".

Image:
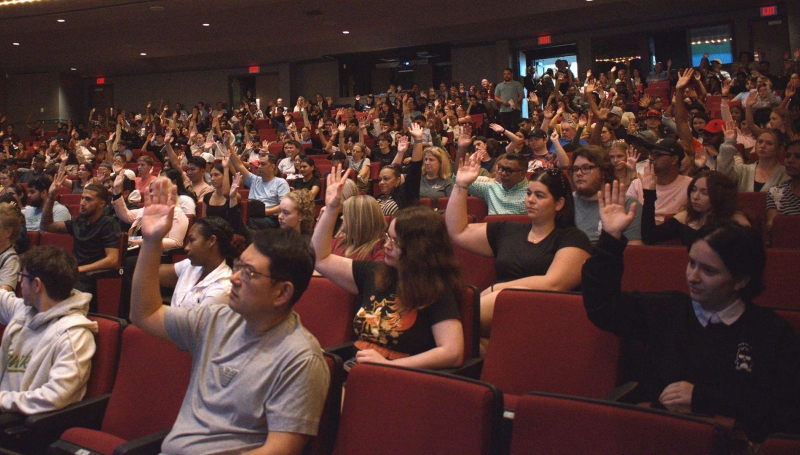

{"left": 766, "top": 139, "right": 800, "bottom": 228}
{"left": 446, "top": 156, "right": 591, "bottom": 336}
{"left": 313, "top": 166, "right": 463, "bottom": 369}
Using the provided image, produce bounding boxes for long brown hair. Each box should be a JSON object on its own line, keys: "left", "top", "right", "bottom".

{"left": 375, "top": 206, "right": 462, "bottom": 310}
{"left": 684, "top": 171, "right": 738, "bottom": 227}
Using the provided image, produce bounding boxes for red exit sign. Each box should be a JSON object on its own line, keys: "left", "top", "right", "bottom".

{"left": 249, "top": 66, "right": 260, "bottom": 74}
{"left": 760, "top": 5, "right": 777, "bottom": 17}
{"left": 96, "top": 78, "right": 105, "bottom": 85}
{"left": 538, "top": 35, "right": 552, "bottom": 45}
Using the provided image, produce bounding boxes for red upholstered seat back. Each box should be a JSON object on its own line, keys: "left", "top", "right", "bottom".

{"left": 771, "top": 216, "right": 800, "bottom": 249}
{"left": 482, "top": 290, "right": 621, "bottom": 399}
{"left": 293, "top": 276, "right": 356, "bottom": 348}
{"left": 758, "top": 433, "right": 800, "bottom": 455}
{"left": 333, "top": 364, "right": 501, "bottom": 455}
{"left": 621, "top": 245, "right": 689, "bottom": 293}
{"left": 101, "top": 326, "right": 192, "bottom": 441}
{"left": 510, "top": 393, "right": 721, "bottom": 455}
{"left": 84, "top": 315, "right": 125, "bottom": 398}
{"left": 460, "top": 286, "right": 480, "bottom": 361}
{"left": 454, "top": 244, "right": 496, "bottom": 293}
{"left": 40, "top": 232, "right": 75, "bottom": 253}
{"left": 755, "top": 248, "right": 800, "bottom": 309}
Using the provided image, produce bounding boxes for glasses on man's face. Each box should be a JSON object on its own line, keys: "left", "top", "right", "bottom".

{"left": 17, "top": 272, "right": 35, "bottom": 282}
{"left": 649, "top": 150, "right": 671, "bottom": 159}
{"left": 497, "top": 166, "right": 525, "bottom": 175}
{"left": 232, "top": 260, "right": 272, "bottom": 283}
{"left": 568, "top": 164, "right": 598, "bottom": 175}
{"left": 383, "top": 232, "right": 400, "bottom": 249}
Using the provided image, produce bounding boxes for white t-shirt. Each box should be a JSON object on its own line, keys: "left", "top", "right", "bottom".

{"left": 171, "top": 259, "right": 231, "bottom": 309}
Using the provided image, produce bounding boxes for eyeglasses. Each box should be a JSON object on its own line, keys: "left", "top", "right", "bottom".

{"left": 232, "top": 260, "right": 272, "bottom": 283}
{"left": 568, "top": 164, "right": 598, "bottom": 175}
{"left": 17, "top": 272, "right": 35, "bottom": 282}
{"left": 384, "top": 232, "right": 401, "bottom": 249}
{"left": 497, "top": 166, "right": 525, "bottom": 174}
{"left": 649, "top": 150, "right": 672, "bottom": 159}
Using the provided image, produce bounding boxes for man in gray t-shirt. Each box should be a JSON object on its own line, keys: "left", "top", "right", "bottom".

{"left": 23, "top": 177, "right": 71, "bottom": 232}
{"left": 494, "top": 68, "right": 524, "bottom": 133}
{"left": 571, "top": 147, "right": 643, "bottom": 245}
{"left": 130, "top": 179, "right": 328, "bottom": 455}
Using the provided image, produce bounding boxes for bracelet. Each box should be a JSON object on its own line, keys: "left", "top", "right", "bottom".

{"left": 491, "top": 284, "right": 495, "bottom": 292}
{"left": 455, "top": 183, "right": 469, "bottom": 190}
{"left": 111, "top": 193, "right": 122, "bottom": 201}
{"left": 502, "top": 128, "right": 506, "bottom": 134}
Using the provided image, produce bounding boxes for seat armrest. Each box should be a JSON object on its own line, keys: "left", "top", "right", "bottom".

{"left": 601, "top": 381, "right": 642, "bottom": 403}
{"left": 113, "top": 429, "right": 170, "bottom": 455}
{"left": 324, "top": 342, "right": 355, "bottom": 362}
{"left": 24, "top": 394, "right": 111, "bottom": 432}
{"left": 85, "top": 268, "right": 124, "bottom": 279}
{"left": 0, "top": 412, "right": 24, "bottom": 429}
{"left": 449, "top": 357, "right": 483, "bottom": 380}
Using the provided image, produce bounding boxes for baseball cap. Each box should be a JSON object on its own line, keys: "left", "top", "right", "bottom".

{"left": 609, "top": 107, "right": 624, "bottom": 117}
{"left": 627, "top": 130, "right": 658, "bottom": 147}
{"left": 328, "top": 151, "right": 347, "bottom": 161}
{"left": 702, "top": 119, "right": 725, "bottom": 134}
{"left": 711, "top": 58, "right": 722, "bottom": 65}
{"left": 651, "top": 138, "right": 685, "bottom": 157}
{"left": 645, "top": 109, "right": 661, "bottom": 118}
{"left": 528, "top": 128, "right": 548, "bottom": 139}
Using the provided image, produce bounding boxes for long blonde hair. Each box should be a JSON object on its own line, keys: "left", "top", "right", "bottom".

{"left": 424, "top": 147, "right": 453, "bottom": 179}
{"left": 337, "top": 195, "right": 386, "bottom": 259}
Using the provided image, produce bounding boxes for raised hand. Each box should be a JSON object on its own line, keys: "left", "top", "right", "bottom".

{"left": 60, "top": 151, "right": 69, "bottom": 162}
{"left": 230, "top": 172, "right": 242, "bottom": 199}
{"left": 409, "top": 122, "right": 424, "bottom": 141}
{"left": 578, "top": 115, "right": 587, "bottom": 128}
{"left": 550, "top": 130, "right": 560, "bottom": 142}
{"left": 221, "top": 150, "right": 231, "bottom": 169}
{"left": 324, "top": 164, "right": 352, "bottom": 212}
{"left": 337, "top": 123, "right": 347, "bottom": 133}
{"left": 597, "top": 181, "right": 636, "bottom": 240}
{"left": 745, "top": 91, "right": 757, "bottom": 108}
{"left": 163, "top": 127, "right": 173, "bottom": 144}
{"left": 49, "top": 172, "right": 67, "bottom": 197}
{"left": 488, "top": 123, "right": 504, "bottom": 133}
{"left": 455, "top": 152, "right": 481, "bottom": 189}
{"left": 598, "top": 108, "right": 610, "bottom": 122}
{"left": 676, "top": 68, "right": 695, "bottom": 90}
{"left": 722, "top": 121, "right": 737, "bottom": 140}
{"left": 457, "top": 124, "right": 474, "bottom": 149}
{"left": 721, "top": 79, "right": 731, "bottom": 97}
{"left": 626, "top": 145, "right": 640, "bottom": 171}
{"left": 396, "top": 135, "right": 409, "bottom": 155}
{"left": 113, "top": 172, "right": 126, "bottom": 193}
{"left": 543, "top": 104, "right": 554, "bottom": 120}
{"left": 639, "top": 94, "right": 651, "bottom": 108}
{"left": 639, "top": 162, "right": 656, "bottom": 190}
{"left": 141, "top": 178, "right": 176, "bottom": 242}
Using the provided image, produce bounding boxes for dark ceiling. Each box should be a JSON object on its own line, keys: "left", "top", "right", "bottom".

{"left": 0, "top": 0, "right": 773, "bottom": 77}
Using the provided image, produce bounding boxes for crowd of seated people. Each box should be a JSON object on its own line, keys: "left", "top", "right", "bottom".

{"left": 0, "top": 45, "right": 797, "bottom": 453}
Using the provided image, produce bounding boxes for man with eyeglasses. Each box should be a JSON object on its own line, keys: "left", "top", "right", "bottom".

{"left": 130, "top": 179, "right": 328, "bottom": 455}
{"left": 571, "top": 146, "right": 643, "bottom": 245}
{"left": 466, "top": 153, "right": 528, "bottom": 215}
{"left": 627, "top": 138, "right": 693, "bottom": 224}
{"left": 0, "top": 246, "right": 97, "bottom": 416}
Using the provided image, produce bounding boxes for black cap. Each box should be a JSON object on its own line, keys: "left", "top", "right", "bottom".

{"left": 652, "top": 138, "right": 685, "bottom": 157}
{"left": 529, "top": 128, "right": 548, "bottom": 139}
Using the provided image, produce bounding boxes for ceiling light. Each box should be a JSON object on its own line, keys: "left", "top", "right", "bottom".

{"left": 12, "top": 42, "right": 19, "bottom": 46}
{"left": 140, "top": 52, "right": 147, "bottom": 56}
{"left": 1, "top": 0, "right": 42, "bottom": 6}
{"left": 57, "top": 19, "right": 65, "bottom": 23}
{"left": 71, "top": 68, "right": 76, "bottom": 71}
{"left": 342, "top": 30, "right": 350, "bottom": 34}
{"left": 203, "top": 23, "right": 210, "bottom": 27}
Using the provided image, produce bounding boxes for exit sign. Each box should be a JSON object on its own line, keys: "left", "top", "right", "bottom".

{"left": 760, "top": 5, "right": 777, "bottom": 16}
{"left": 249, "top": 66, "right": 260, "bottom": 74}
{"left": 538, "top": 35, "right": 552, "bottom": 45}
{"left": 96, "top": 78, "right": 105, "bottom": 85}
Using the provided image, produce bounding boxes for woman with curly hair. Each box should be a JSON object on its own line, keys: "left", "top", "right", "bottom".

{"left": 313, "top": 166, "right": 464, "bottom": 369}
{"left": 279, "top": 189, "right": 315, "bottom": 236}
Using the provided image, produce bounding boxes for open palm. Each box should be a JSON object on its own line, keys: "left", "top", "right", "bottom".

{"left": 598, "top": 181, "right": 636, "bottom": 239}
{"left": 141, "top": 179, "right": 176, "bottom": 242}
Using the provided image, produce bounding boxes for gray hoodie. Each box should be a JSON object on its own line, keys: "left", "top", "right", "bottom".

{"left": 0, "top": 289, "right": 97, "bottom": 414}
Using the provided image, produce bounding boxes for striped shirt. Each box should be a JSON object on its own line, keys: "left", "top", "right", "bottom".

{"left": 767, "top": 182, "right": 800, "bottom": 216}
{"left": 468, "top": 179, "right": 527, "bottom": 215}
